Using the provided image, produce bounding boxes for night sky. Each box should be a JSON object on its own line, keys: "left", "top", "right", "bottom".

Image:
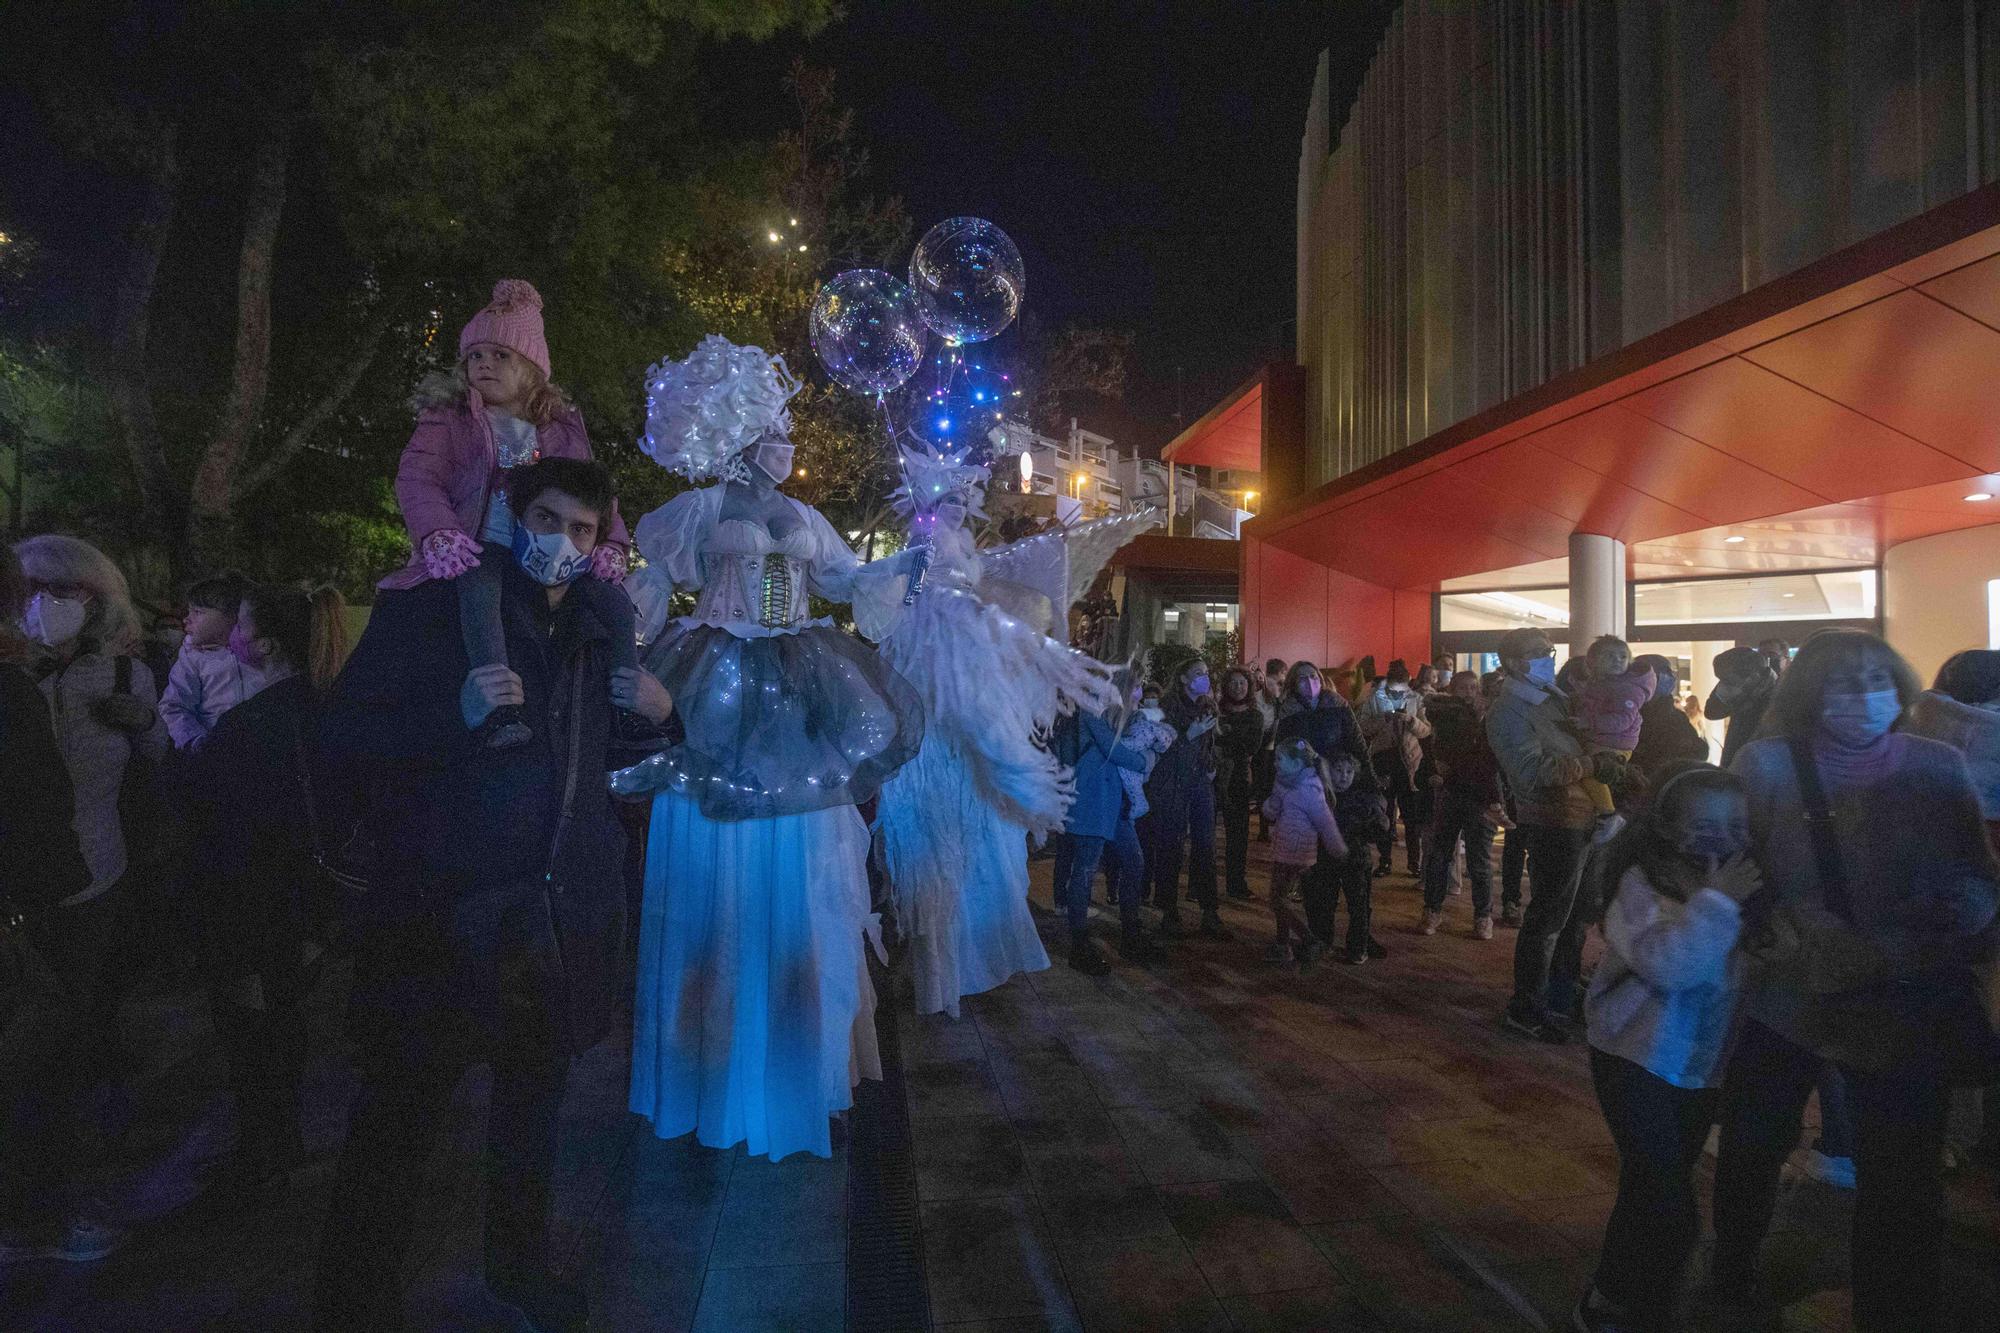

{"left": 719, "top": 1, "right": 1392, "bottom": 455}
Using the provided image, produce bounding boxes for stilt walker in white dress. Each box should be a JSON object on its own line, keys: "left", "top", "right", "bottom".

{"left": 868, "top": 442, "right": 1159, "bottom": 1017}
{"left": 616, "top": 335, "right": 923, "bottom": 1162}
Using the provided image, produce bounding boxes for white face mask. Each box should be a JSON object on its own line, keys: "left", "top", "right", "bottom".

{"left": 751, "top": 440, "right": 795, "bottom": 485}
{"left": 23, "top": 592, "right": 87, "bottom": 646}
{"left": 510, "top": 525, "right": 590, "bottom": 587}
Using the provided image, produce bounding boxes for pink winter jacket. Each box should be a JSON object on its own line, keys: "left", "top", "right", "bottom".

{"left": 1575, "top": 665, "right": 1658, "bottom": 753}
{"left": 1261, "top": 767, "right": 1346, "bottom": 867}
{"left": 378, "top": 386, "right": 630, "bottom": 591}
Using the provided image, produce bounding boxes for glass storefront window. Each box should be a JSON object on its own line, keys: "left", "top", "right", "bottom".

{"left": 1632, "top": 570, "right": 1876, "bottom": 625}
{"left": 1438, "top": 587, "right": 1570, "bottom": 632}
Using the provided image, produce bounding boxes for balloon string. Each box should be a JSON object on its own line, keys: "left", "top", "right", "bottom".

{"left": 875, "top": 393, "right": 932, "bottom": 607}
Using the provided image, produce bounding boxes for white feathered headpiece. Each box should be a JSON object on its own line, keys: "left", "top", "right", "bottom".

{"left": 890, "top": 441, "right": 991, "bottom": 525}
{"left": 639, "top": 334, "right": 803, "bottom": 483}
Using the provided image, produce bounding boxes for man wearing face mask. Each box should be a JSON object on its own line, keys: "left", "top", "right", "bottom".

{"left": 1707, "top": 645, "right": 1778, "bottom": 770}
{"left": 314, "top": 458, "right": 674, "bottom": 1332}
{"left": 1488, "top": 628, "right": 1626, "bottom": 1043}
{"left": 1147, "top": 658, "right": 1229, "bottom": 938}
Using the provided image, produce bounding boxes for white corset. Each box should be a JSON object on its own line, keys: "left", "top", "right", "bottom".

{"left": 692, "top": 519, "right": 816, "bottom": 628}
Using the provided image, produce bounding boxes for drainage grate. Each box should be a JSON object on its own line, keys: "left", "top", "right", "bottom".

{"left": 846, "top": 957, "right": 931, "bottom": 1332}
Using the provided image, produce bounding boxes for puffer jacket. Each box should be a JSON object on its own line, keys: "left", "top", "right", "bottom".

{"left": 379, "top": 380, "right": 629, "bottom": 591}
{"left": 1119, "top": 711, "right": 1177, "bottom": 820}
{"left": 1357, "top": 683, "right": 1430, "bottom": 777}
{"left": 1485, "top": 675, "right": 1594, "bottom": 830}
{"left": 1906, "top": 690, "right": 2000, "bottom": 822}
{"left": 1262, "top": 765, "right": 1345, "bottom": 867}
{"left": 159, "top": 638, "right": 266, "bottom": 750}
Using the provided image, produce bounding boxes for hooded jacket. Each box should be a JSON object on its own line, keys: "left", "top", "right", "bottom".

{"left": 379, "top": 381, "right": 629, "bottom": 591}
{"left": 1262, "top": 764, "right": 1344, "bottom": 867}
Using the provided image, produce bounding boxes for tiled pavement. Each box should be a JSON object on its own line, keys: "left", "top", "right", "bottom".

{"left": 9, "top": 837, "right": 2000, "bottom": 1331}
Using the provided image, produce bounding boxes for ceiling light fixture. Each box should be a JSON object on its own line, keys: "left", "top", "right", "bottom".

{"left": 1967, "top": 493, "right": 1994, "bottom": 503}
{"left": 1725, "top": 535, "right": 1746, "bottom": 543}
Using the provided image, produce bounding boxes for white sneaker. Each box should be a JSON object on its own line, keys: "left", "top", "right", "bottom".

{"left": 1421, "top": 910, "right": 1443, "bottom": 936}
{"left": 1801, "top": 1149, "right": 1856, "bottom": 1190}
{"left": 1474, "top": 916, "right": 1494, "bottom": 940}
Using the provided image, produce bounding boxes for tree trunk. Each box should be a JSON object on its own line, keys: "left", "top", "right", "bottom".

{"left": 232, "top": 315, "right": 391, "bottom": 503}
{"left": 103, "top": 118, "right": 181, "bottom": 548}
{"left": 190, "top": 111, "right": 292, "bottom": 542}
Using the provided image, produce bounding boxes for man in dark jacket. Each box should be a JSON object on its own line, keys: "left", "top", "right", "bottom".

{"left": 313, "top": 459, "right": 672, "bottom": 1332}
{"left": 1707, "top": 644, "right": 1777, "bottom": 769}
{"left": 1150, "top": 658, "right": 1227, "bottom": 937}
{"left": 1421, "top": 670, "right": 1503, "bottom": 938}
{"left": 1628, "top": 654, "right": 1709, "bottom": 779}
{"left": 1488, "top": 628, "right": 1625, "bottom": 1043}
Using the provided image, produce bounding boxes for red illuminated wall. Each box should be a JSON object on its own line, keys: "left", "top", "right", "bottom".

{"left": 1242, "top": 538, "right": 1432, "bottom": 671}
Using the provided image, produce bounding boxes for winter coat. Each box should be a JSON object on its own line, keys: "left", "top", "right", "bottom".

{"left": 1216, "top": 702, "right": 1263, "bottom": 798}
{"left": 1733, "top": 734, "right": 2000, "bottom": 1074}
{"left": 1262, "top": 766, "right": 1345, "bottom": 867}
{"left": 159, "top": 639, "right": 266, "bottom": 751}
{"left": 1906, "top": 690, "right": 2000, "bottom": 822}
{"left": 1148, "top": 688, "right": 1218, "bottom": 825}
{"left": 191, "top": 673, "right": 319, "bottom": 978}
{"left": 1118, "top": 712, "right": 1177, "bottom": 821}
{"left": 323, "top": 561, "right": 665, "bottom": 1057}
{"left": 1357, "top": 684, "right": 1431, "bottom": 781}
{"left": 1585, "top": 865, "right": 1749, "bottom": 1089}
{"left": 1426, "top": 695, "right": 1502, "bottom": 803}
{"left": 379, "top": 386, "right": 630, "bottom": 591}
{"left": 34, "top": 646, "right": 168, "bottom": 904}
{"left": 1059, "top": 711, "right": 1148, "bottom": 841}
{"left": 1331, "top": 776, "right": 1391, "bottom": 847}
{"left": 1707, "top": 673, "right": 1775, "bottom": 770}
{"left": 1485, "top": 676, "right": 1594, "bottom": 831}
{"left": 1574, "top": 664, "right": 1657, "bottom": 752}
{"left": 1273, "top": 693, "right": 1375, "bottom": 784}
{"left": 1628, "top": 692, "right": 1710, "bottom": 779}
{"left": 0, "top": 661, "right": 90, "bottom": 916}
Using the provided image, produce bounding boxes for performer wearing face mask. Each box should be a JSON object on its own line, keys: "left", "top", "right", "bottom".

{"left": 1710, "top": 630, "right": 2000, "bottom": 1333}
{"left": 616, "top": 336, "right": 924, "bottom": 1163}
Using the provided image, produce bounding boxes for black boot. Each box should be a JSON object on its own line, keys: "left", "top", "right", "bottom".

{"left": 1069, "top": 930, "right": 1111, "bottom": 976}
{"left": 1198, "top": 910, "right": 1232, "bottom": 940}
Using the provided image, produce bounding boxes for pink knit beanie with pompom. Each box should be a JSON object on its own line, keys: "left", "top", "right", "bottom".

{"left": 458, "top": 279, "right": 551, "bottom": 378}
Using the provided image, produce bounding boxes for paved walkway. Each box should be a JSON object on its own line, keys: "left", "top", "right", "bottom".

{"left": 8, "top": 839, "right": 1999, "bottom": 1331}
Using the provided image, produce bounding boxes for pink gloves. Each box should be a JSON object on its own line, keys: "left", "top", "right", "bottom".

{"left": 421, "top": 529, "right": 482, "bottom": 580}
{"left": 590, "top": 543, "right": 628, "bottom": 585}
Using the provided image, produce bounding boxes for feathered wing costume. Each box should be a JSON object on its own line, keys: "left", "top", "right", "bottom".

{"left": 861, "top": 444, "right": 1160, "bottom": 1016}
{"left": 617, "top": 336, "right": 923, "bottom": 1162}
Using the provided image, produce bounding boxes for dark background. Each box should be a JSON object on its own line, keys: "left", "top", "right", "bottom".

{"left": 712, "top": 1, "right": 1394, "bottom": 454}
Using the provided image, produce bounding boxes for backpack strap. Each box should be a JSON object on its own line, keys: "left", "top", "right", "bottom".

{"left": 1786, "top": 733, "right": 1855, "bottom": 924}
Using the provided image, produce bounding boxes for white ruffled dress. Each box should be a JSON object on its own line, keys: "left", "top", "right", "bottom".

{"left": 621, "top": 485, "right": 922, "bottom": 1161}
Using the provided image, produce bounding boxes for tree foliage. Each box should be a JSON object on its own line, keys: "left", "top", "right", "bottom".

{"left": 0, "top": 0, "right": 839, "bottom": 597}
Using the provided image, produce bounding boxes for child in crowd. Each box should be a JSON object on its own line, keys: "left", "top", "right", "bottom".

{"left": 381, "top": 278, "right": 636, "bottom": 748}
{"left": 159, "top": 570, "right": 262, "bottom": 751}
{"left": 1574, "top": 763, "right": 1785, "bottom": 1333}
{"left": 1105, "top": 682, "right": 1177, "bottom": 902}
{"left": 1261, "top": 738, "right": 1345, "bottom": 969}
{"left": 1574, "top": 634, "right": 1655, "bottom": 825}
{"left": 1321, "top": 751, "right": 1391, "bottom": 965}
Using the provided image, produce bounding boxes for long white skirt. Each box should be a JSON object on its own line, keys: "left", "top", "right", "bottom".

{"left": 879, "top": 739, "right": 1051, "bottom": 1019}
{"left": 629, "top": 790, "right": 882, "bottom": 1161}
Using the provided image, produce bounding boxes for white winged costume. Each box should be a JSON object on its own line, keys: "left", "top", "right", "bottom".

{"left": 862, "top": 445, "right": 1160, "bottom": 1016}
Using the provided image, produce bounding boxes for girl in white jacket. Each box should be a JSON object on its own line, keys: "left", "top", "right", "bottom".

{"left": 1574, "top": 763, "right": 1783, "bottom": 1333}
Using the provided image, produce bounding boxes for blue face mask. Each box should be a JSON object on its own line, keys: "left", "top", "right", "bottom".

{"left": 1525, "top": 656, "right": 1557, "bottom": 689}
{"left": 1821, "top": 690, "right": 1901, "bottom": 748}
{"left": 511, "top": 524, "right": 590, "bottom": 587}
{"left": 1187, "top": 674, "right": 1211, "bottom": 697}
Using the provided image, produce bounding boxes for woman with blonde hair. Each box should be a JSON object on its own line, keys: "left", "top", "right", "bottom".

{"left": 6, "top": 533, "right": 163, "bottom": 1262}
